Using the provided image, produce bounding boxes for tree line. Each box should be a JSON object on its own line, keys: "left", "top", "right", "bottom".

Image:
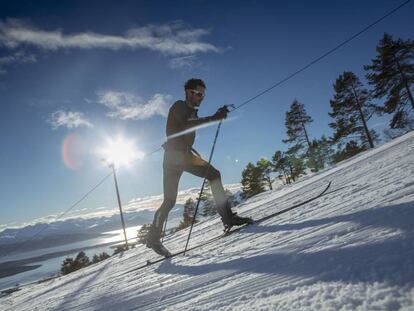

{"left": 241, "top": 33, "right": 413, "bottom": 198}
{"left": 60, "top": 251, "right": 110, "bottom": 275}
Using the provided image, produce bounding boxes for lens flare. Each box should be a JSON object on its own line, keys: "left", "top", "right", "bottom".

{"left": 62, "top": 134, "right": 85, "bottom": 170}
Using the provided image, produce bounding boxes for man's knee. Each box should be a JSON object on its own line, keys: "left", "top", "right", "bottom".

{"left": 162, "top": 197, "right": 176, "bottom": 210}
{"left": 207, "top": 167, "right": 221, "bottom": 181}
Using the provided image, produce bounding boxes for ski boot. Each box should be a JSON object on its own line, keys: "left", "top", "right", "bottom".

{"left": 222, "top": 212, "right": 254, "bottom": 234}
{"left": 146, "top": 230, "right": 172, "bottom": 258}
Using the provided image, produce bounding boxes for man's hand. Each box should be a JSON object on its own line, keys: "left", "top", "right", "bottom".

{"left": 211, "top": 105, "right": 229, "bottom": 121}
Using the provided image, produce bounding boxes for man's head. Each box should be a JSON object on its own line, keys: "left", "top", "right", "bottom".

{"left": 184, "top": 78, "right": 206, "bottom": 108}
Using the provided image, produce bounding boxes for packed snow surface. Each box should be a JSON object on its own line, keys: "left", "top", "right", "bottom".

{"left": 1, "top": 132, "right": 414, "bottom": 310}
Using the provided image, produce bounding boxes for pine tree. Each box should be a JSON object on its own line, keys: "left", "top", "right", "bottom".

{"left": 383, "top": 125, "right": 414, "bottom": 141}
{"left": 201, "top": 181, "right": 217, "bottom": 216}
{"left": 92, "top": 254, "right": 100, "bottom": 264}
{"left": 307, "top": 142, "right": 323, "bottom": 172}
{"left": 91, "top": 252, "right": 110, "bottom": 264}
{"left": 272, "top": 151, "right": 291, "bottom": 184}
{"left": 365, "top": 33, "right": 414, "bottom": 129}
{"left": 241, "top": 162, "right": 265, "bottom": 198}
{"left": 99, "top": 252, "right": 110, "bottom": 261}
{"left": 282, "top": 99, "right": 319, "bottom": 172}
{"left": 74, "top": 251, "right": 90, "bottom": 270}
{"left": 283, "top": 99, "right": 313, "bottom": 154}
{"left": 332, "top": 140, "right": 365, "bottom": 163}
{"left": 112, "top": 246, "right": 125, "bottom": 256}
{"left": 60, "top": 258, "right": 75, "bottom": 275}
{"left": 287, "top": 154, "right": 306, "bottom": 181}
{"left": 256, "top": 158, "right": 274, "bottom": 190}
{"left": 307, "top": 136, "right": 334, "bottom": 170}
{"left": 178, "top": 198, "right": 197, "bottom": 230}
{"left": 366, "top": 33, "right": 414, "bottom": 125}
{"left": 60, "top": 251, "right": 91, "bottom": 275}
{"left": 329, "top": 71, "right": 378, "bottom": 151}
{"left": 137, "top": 224, "right": 152, "bottom": 244}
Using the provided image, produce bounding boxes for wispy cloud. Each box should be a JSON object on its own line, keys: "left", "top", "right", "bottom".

{"left": 97, "top": 90, "right": 171, "bottom": 120}
{"left": 48, "top": 110, "right": 93, "bottom": 129}
{"left": 0, "top": 19, "right": 219, "bottom": 56}
{"left": 168, "top": 55, "right": 198, "bottom": 69}
{"left": 0, "top": 50, "right": 36, "bottom": 74}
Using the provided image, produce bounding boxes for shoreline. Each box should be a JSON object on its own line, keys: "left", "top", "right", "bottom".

{"left": 0, "top": 239, "right": 123, "bottom": 280}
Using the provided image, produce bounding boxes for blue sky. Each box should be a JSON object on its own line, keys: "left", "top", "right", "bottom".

{"left": 0, "top": 0, "right": 413, "bottom": 226}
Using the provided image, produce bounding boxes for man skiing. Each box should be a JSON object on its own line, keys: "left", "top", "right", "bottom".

{"left": 146, "top": 78, "right": 253, "bottom": 257}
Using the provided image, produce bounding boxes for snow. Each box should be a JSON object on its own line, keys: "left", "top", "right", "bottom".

{"left": 1, "top": 131, "right": 414, "bottom": 310}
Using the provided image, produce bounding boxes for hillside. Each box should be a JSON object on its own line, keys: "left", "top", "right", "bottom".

{"left": 1, "top": 131, "right": 414, "bottom": 310}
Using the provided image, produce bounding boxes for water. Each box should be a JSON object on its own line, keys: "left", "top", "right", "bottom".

{"left": 0, "top": 225, "right": 142, "bottom": 291}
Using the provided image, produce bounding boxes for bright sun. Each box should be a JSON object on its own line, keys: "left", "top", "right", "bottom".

{"left": 96, "top": 136, "right": 145, "bottom": 168}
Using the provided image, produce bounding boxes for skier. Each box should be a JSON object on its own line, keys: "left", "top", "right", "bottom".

{"left": 146, "top": 78, "right": 253, "bottom": 257}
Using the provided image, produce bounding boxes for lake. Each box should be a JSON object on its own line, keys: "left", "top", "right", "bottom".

{"left": 0, "top": 225, "right": 142, "bottom": 291}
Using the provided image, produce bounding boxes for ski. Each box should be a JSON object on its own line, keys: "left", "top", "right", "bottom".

{"left": 146, "top": 241, "right": 173, "bottom": 258}
{"left": 223, "top": 181, "right": 332, "bottom": 236}
{"left": 123, "top": 181, "right": 332, "bottom": 274}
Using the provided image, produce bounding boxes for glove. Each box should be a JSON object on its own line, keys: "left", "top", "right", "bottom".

{"left": 211, "top": 105, "right": 229, "bottom": 121}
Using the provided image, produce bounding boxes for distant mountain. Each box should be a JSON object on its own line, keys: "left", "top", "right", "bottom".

{"left": 0, "top": 184, "right": 243, "bottom": 254}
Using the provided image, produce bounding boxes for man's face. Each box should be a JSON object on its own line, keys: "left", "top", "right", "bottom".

{"left": 186, "top": 85, "right": 205, "bottom": 108}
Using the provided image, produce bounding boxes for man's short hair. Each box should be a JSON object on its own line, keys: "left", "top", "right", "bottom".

{"left": 184, "top": 78, "right": 206, "bottom": 90}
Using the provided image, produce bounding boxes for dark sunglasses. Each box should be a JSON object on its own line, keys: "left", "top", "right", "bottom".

{"left": 190, "top": 89, "right": 205, "bottom": 98}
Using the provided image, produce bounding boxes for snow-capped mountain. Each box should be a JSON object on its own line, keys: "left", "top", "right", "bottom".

{"left": 0, "top": 184, "right": 243, "bottom": 254}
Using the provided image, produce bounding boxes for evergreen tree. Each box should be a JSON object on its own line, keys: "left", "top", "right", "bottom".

{"left": 332, "top": 140, "right": 365, "bottom": 163}
{"left": 241, "top": 162, "right": 265, "bottom": 198}
{"left": 137, "top": 224, "right": 152, "bottom": 244}
{"left": 91, "top": 252, "right": 110, "bottom": 264}
{"left": 256, "top": 158, "right": 274, "bottom": 190}
{"left": 365, "top": 33, "right": 414, "bottom": 129}
{"left": 307, "top": 136, "right": 334, "bottom": 170}
{"left": 60, "top": 251, "right": 91, "bottom": 275}
{"left": 283, "top": 99, "right": 313, "bottom": 154}
{"left": 201, "top": 181, "right": 217, "bottom": 216}
{"left": 329, "top": 71, "right": 378, "bottom": 150}
{"left": 92, "top": 254, "right": 100, "bottom": 264}
{"left": 98, "top": 252, "right": 110, "bottom": 261}
{"left": 307, "top": 142, "right": 323, "bottom": 172}
{"left": 113, "top": 246, "right": 126, "bottom": 255}
{"left": 383, "top": 125, "right": 414, "bottom": 141}
{"left": 272, "top": 151, "right": 291, "bottom": 184}
{"left": 178, "top": 198, "right": 197, "bottom": 230}
{"left": 287, "top": 154, "right": 306, "bottom": 181}
{"left": 60, "top": 258, "right": 75, "bottom": 275}
{"left": 282, "top": 100, "right": 319, "bottom": 172}
{"left": 74, "top": 251, "right": 90, "bottom": 270}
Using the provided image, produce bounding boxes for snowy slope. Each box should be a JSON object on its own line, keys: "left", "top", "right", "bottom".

{"left": 1, "top": 132, "right": 414, "bottom": 310}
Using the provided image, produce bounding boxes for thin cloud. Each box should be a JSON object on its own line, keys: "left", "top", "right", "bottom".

{"left": 48, "top": 110, "right": 93, "bottom": 130}
{"left": 168, "top": 55, "right": 198, "bottom": 69}
{"left": 97, "top": 90, "right": 171, "bottom": 120}
{"left": 0, "top": 50, "right": 36, "bottom": 74}
{"left": 0, "top": 19, "right": 220, "bottom": 55}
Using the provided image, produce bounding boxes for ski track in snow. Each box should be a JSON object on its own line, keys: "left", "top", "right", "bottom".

{"left": 1, "top": 132, "right": 414, "bottom": 310}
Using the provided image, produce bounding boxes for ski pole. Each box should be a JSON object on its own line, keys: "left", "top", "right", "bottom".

{"left": 183, "top": 120, "right": 223, "bottom": 255}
